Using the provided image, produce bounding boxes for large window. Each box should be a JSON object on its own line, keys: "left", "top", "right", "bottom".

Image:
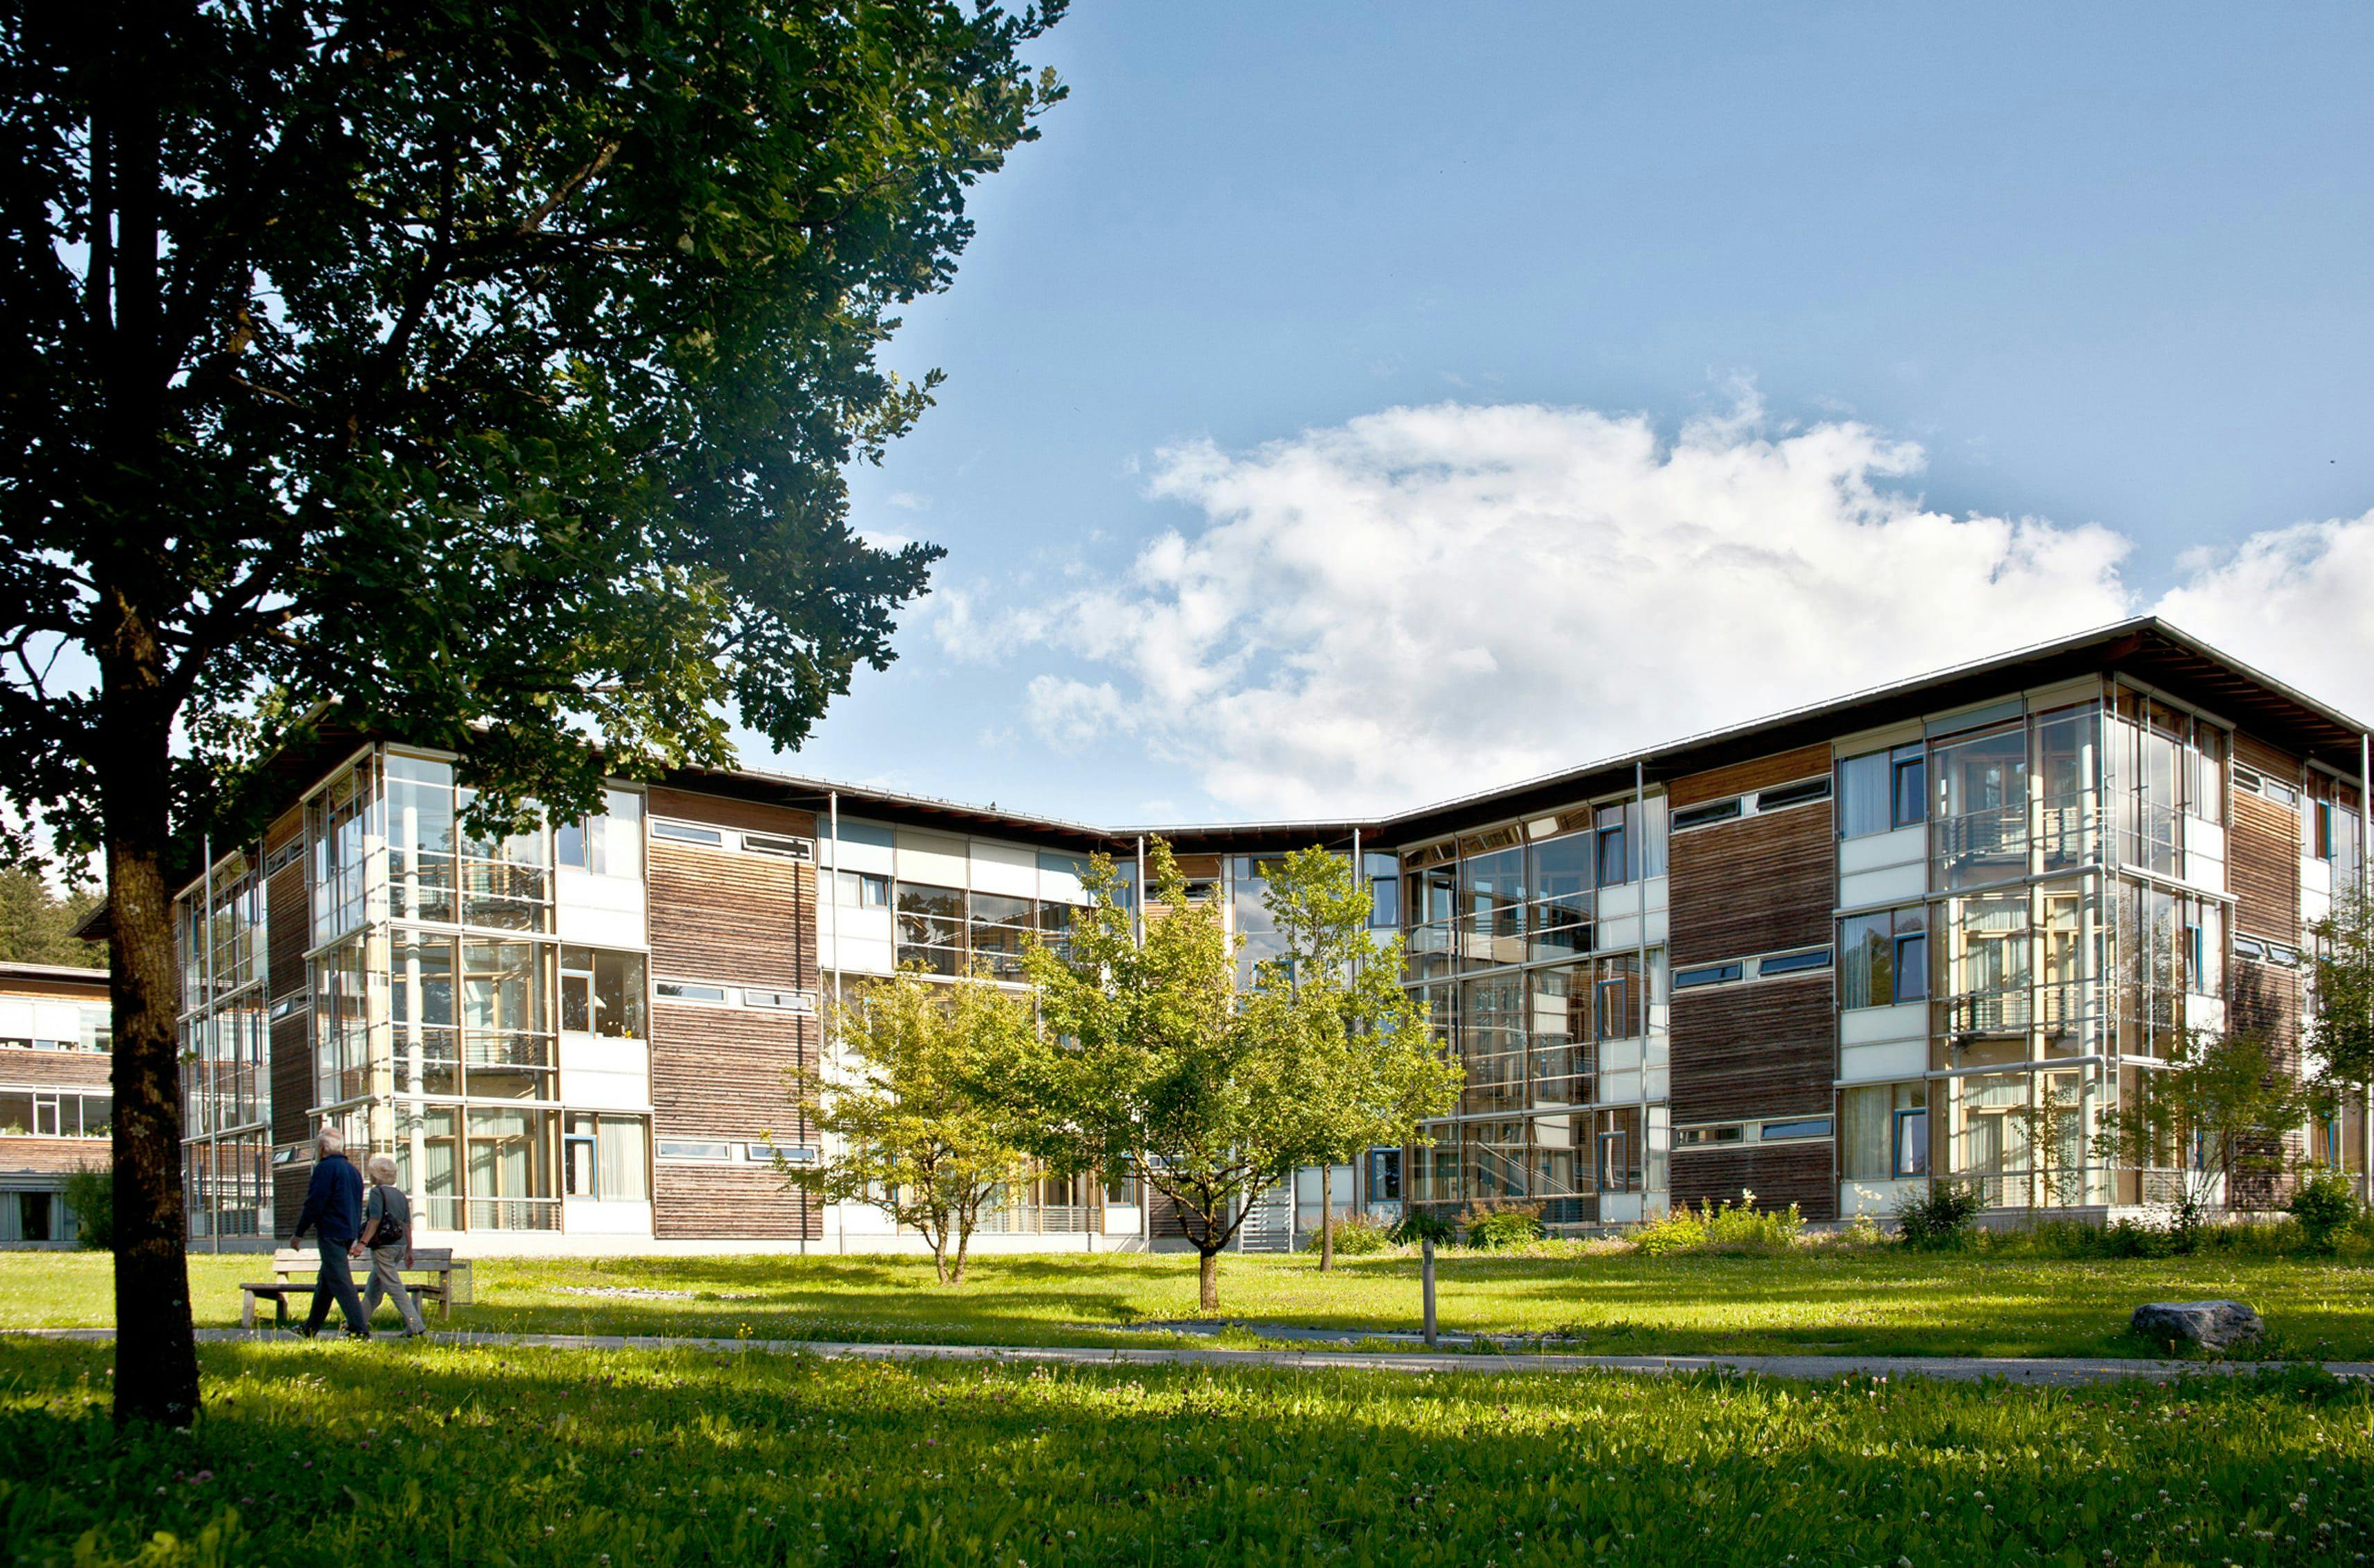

{"left": 835, "top": 870, "right": 889, "bottom": 908}
{"left": 1839, "top": 743, "right": 1926, "bottom": 839}
{"left": 1594, "top": 805, "right": 1629, "bottom": 887}
{"left": 1526, "top": 961, "right": 1593, "bottom": 1108}
{"left": 561, "top": 946, "right": 647, "bottom": 1039}
{"left": 0, "top": 1089, "right": 111, "bottom": 1137}
{"left": 1526, "top": 832, "right": 1593, "bottom": 961}
{"left": 1458, "top": 972, "right": 1525, "bottom": 1115}
{"left": 968, "top": 892, "right": 1036, "bottom": 982}
{"left": 1932, "top": 724, "right": 2028, "bottom": 889}
{"left": 1841, "top": 1081, "right": 1926, "bottom": 1179}
{"left": 1839, "top": 905, "right": 1926, "bottom": 1009}
{"left": 895, "top": 884, "right": 966, "bottom": 975}
{"left": 1458, "top": 838, "right": 1526, "bottom": 969}
{"left": 564, "top": 1113, "right": 649, "bottom": 1201}
{"left": 462, "top": 939, "right": 556, "bottom": 1099}
{"left": 555, "top": 787, "right": 645, "bottom": 879}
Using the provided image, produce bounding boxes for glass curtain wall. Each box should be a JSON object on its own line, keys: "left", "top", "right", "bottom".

{"left": 1402, "top": 797, "right": 1667, "bottom": 1221}
{"left": 300, "top": 749, "right": 568, "bottom": 1231}
{"left": 177, "top": 853, "right": 274, "bottom": 1240}
{"left": 1921, "top": 690, "right": 2228, "bottom": 1210}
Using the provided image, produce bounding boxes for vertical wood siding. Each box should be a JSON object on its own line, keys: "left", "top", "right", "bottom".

{"left": 1668, "top": 975, "right": 1836, "bottom": 1124}
{"left": 2230, "top": 793, "right": 2301, "bottom": 943}
{"left": 1669, "top": 1142, "right": 1832, "bottom": 1217}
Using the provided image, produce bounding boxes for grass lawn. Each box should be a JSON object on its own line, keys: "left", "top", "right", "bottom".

{"left": 0, "top": 1336, "right": 2366, "bottom": 1565}
{"left": 5, "top": 1246, "right": 2374, "bottom": 1359}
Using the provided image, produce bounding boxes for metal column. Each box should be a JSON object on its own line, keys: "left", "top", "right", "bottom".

{"left": 1635, "top": 760, "right": 1652, "bottom": 1210}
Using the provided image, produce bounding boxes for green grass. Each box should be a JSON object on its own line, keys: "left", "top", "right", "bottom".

{"left": 1, "top": 1338, "right": 2367, "bottom": 1565}
{"left": 7, "top": 1248, "right": 2374, "bottom": 1359}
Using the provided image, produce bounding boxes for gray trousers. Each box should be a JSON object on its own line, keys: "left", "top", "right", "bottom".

{"left": 302, "top": 1238, "right": 368, "bottom": 1336}
{"left": 361, "top": 1244, "right": 428, "bottom": 1333}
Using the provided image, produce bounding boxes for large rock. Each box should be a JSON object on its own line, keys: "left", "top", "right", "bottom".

{"left": 2131, "top": 1300, "right": 2264, "bottom": 1352}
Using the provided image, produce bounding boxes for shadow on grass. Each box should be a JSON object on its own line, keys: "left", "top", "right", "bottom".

{"left": 0, "top": 1337, "right": 2366, "bottom": 1566}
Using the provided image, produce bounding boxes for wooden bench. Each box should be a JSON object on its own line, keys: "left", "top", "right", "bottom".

{"left": 240, "top": 1247, "right": 463, "bottom": 1330}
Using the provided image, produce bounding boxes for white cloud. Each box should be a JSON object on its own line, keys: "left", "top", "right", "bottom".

{"left": 886, "top": 491, "right": 933, "bottom": 513}
{"left": 943, "top": 399, "right": 2374, "bottom": 817}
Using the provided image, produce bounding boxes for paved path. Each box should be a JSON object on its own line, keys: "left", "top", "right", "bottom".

{"left": 12, "top": 1327, "right": 2367, "bottom": 1388}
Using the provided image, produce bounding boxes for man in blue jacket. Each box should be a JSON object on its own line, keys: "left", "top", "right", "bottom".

{"left": 291, "top": 1124, "right": 371, "bottom": 1339}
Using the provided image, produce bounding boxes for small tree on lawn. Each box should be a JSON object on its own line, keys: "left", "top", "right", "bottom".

{"left": 775, "top": 968, "right": 1038, "bottom": 1287}
{"left": 2097, "top": 1029, "right": 2312, "bottom": 1247}
{"left": 2307, "top": 886, "right": 2374, "bottom": 1193}
{"left": 1020, "top": 838, "right": 1289, "bottom": 1313}
{"left": 1253, "top": 846, "right": 1459, "bottom": 1270}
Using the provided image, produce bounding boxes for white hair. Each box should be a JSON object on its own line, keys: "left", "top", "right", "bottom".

{"left": 315, "top": 1124, "right": 344, "bottom": 1158}
{"left": 366, "top": 1153, "right": 398, "bottom": 1185}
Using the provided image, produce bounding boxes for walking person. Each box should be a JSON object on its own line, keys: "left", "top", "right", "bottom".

{"left": 290, "top": 1125, "right": 370, "bottom": 1339}
{"left": 353, "top": 1153, "right": 428, "bottom": 1338}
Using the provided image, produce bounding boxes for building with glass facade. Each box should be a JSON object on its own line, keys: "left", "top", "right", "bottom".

{"left": 173, "top": 618, "right": 2370, "bottom": 1251}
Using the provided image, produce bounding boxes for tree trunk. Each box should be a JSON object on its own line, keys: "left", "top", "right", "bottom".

{"left": 101, "top": 694, "right": 198, "bottom": 1427}
{"left": 1319, "top": 1164, "right": 1334, "bottom": 1271}
{"left": 949, "top": 1221, "right": 972, "bottom": 1287}
{"left": 92, "top": 9, "right": 199, "bottom": 1431}
{"left": 1198, "top": 1246, "right": 1220, "bottom": 1312}
{"left": 930, "top": 1232, "right": 949, "bottom": 1285}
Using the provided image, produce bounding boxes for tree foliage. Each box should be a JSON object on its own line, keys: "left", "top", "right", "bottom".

{"left": 2097, "top": 1029, "right": 2312, "bottom": 1245}
{"left": 2307, "top": 886, "right": 2374, "bottom": 1096}
{"left": 1246, "top": 846, "right": 1458, "bottom": 1269}
{"left": 0, "top": 870, "right": 102, "bottom": 967}
{"left": 777, "top": 968, "right": 1039, "bottom": 1287}
{"left": 0, "top": 0, "right": 1063, "bottom": 1425}
{"left": 1019, "top": 839, "right": 1282, "bottom": 1312}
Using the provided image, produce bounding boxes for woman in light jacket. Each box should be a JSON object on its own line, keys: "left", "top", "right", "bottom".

{"left": 352, "top": 1153, "right": 428, "bottom": 1338}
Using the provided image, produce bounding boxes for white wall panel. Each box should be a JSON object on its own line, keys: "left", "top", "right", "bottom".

{"left": 968, "top": 840, "right": 1037, "bottom": 897}
{"left": 895, "top": 830, "right": 969, "bottom": 889}
{"left": 1840, "top": 1038, "right": 1926, "bottom": 1083}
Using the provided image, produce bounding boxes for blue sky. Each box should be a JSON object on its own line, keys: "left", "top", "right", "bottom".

{"left": 753, "top": 4, "right": 2374, "bottom": 824}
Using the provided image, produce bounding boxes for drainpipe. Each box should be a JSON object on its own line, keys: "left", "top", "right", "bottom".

{"left": 1636, "top": 760, "right": 1651, "bottom": 1212}
{"left": 1351, "top": 824, "right": 1362, "bottom": 1218}
{"left": 817, "top": 790, "right": 839, "bottom": 1259}
{"left": 202, "top": 833, "right": 218, "bottom": 1254}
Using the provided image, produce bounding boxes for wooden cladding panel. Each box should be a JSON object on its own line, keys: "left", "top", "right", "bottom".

{"left": 1668, "top": 805, "right": 1834, "bottom": 966}
{"left": 273, "top": 1166, "right": 309, "bottom": 1237}
{"left": 0, "top": 1047, "right": 112, "bottom": 1090}
{"left": 2229, "top": 961, "right": 2303, "bottom": 1060}
{"left": 645, "top": 785, "right": 815, "bottom": 839}
{"left": 654, "top": 1163, "right": 819, "bottom": 1241}
{"left": 2230, "top": 793, "right": 2301, "bottom": 943}
{"left": 263, "top": 804, "right": 303, "bottom": 855}
{"left": 647, "top": 842, "right": 816, "bottom": 992}
{"left": 647, "top": 1001, "right": 813, "bottom": 1142}
{"left": 1668, "top": 975, "right": 1834, "bottom": 1124}
{"left": 1670, "top": 1142, "right": 1833, "bottom": 1219}
{"left": 269, "top": 1012, "right": 311, "bottom": 1143}
{"left": 1668, "top": 744, "right": 1834, "bottom": 808}
{"left": 266, "top": 861, "right": 308, "bottom": 1001}
{"left": 0, "top": 1136, "right": 113, "bottom": 1175}
{"left": 2233, "top": 732, "right": 2301, "bottom": 785}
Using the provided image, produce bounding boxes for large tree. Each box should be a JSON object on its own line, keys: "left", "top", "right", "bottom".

{"left": 0, "top": 0, "right": 1063, "bottom": 1425}
{"left": 1250, "top": 846, "right": 1458, "bottom": 1270}
{"left": 776, "top": 966, "right": 1039, "bottom": 1286}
